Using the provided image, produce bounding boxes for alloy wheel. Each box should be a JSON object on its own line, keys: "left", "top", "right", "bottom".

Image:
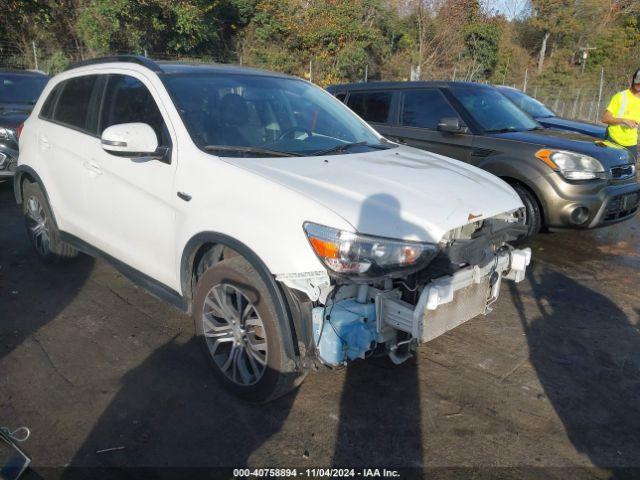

{"left": 25, "top": 196, "right": 50, "bottom": 256}
{"left": 202, "top": 283, "right": 268, "bottom": 386}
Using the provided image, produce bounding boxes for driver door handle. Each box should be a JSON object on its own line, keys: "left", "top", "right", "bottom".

{"left": 83, "top": 160, "right": 102, "bottom": 175}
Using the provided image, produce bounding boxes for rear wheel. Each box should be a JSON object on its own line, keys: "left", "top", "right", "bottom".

{"left": 511, "top": 183, "right": 542, "bottom": 240}
{"left": 193, "top": 255, "right": 304, "bottom": 402}
{"left": 22, "top": 181, "right": 78, "bottom": 263}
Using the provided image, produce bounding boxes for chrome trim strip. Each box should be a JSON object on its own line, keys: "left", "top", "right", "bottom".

{"left": 101, "top": 139, "right": 127, "bottom": 147}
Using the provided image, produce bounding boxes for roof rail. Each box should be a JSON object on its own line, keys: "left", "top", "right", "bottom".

{"left": 64, "top": 55, "right": 163, "bottom": 73}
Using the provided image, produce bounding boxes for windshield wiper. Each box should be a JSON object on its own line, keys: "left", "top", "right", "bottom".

{"left": 528, "top": 126, "right": 545, "bottom": 131}
{"left": 203, "top": 145, "right": 299, "bottom": 157}
{"left": 312, "top": 141, "right": 389, "bottom": 156}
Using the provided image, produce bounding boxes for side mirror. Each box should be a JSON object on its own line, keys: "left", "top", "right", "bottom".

{"left": 437, "top": 117, "right": 467, "bottom": 134}
{"left": 101, "top": 123, "right": 159, "bottom": 157}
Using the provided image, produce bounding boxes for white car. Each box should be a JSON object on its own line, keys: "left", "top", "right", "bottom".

{"left": 14, "top": 56, "right": 531, "bottom": 402}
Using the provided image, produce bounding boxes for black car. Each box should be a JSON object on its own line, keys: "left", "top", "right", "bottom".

{"left": 0, "top": 70, "right": 49, "bottom": 178}
{"left": 327, "top": 81, "right": 639, "bottom": 238}
{"left": 497, "top": 85, "right": 606, "bottom": 139}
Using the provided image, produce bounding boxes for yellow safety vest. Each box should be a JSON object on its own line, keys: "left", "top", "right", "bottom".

{"left": 606, "top": 89, "right": 640, "bottom": 147}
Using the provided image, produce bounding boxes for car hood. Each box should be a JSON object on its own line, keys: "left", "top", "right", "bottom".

{"left": 488, "top": 128, "right": 632, "bottom": 168}
{"left": 231, "top": 146, "right": 522, "bottom": 244}
{"left": 537, "top": 116, "right": 607, "bottom": 139}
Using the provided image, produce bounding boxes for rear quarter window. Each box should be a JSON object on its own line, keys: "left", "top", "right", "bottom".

{"left": 39, "top": 84, "right": 62, "bottom": 119}
{"left": 346, "top": 91, "right": 393, "bottom": 124}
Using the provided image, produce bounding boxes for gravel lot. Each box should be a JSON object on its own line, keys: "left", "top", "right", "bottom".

{"left": 1, "top": 180, "right": 639, "bottom": 479}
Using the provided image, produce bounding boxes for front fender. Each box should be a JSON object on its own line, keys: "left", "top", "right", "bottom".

{"left": 180, "top": 231, "right": 306, "bottom": 361}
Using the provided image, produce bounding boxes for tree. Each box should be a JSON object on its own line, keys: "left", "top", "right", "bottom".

{"left": 464, "top": 22, "right": 501, "bottom": 79}
{"left": 75, "top": 0, "right": 243, "bottom": 60}
{"left": 1, "top": 0, "right": 639, "bottom": 94}
{"left": 406, "top": 0, "right": 479, "bottom": 79}
{"left": 529, "top": 0, "right": 578, "bottom": 73}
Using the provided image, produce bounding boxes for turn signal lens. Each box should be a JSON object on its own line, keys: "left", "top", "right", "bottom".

{"left": 534, "top": 149, "right": 558, "bottom": 169}
{"left": 309, "top": 237, "right": 339, "bottom": 259}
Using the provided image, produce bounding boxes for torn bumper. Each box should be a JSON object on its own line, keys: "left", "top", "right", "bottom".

{"left": 379, "top": 247, "right": 531, "bottom": 343}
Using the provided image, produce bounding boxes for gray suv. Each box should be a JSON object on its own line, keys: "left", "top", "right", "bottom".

{"left": 327, "top": 81, "right": 639, "bottom": 237}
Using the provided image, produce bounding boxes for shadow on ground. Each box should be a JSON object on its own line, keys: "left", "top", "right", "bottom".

{"left": 54, "top": 193, "right": 425, "bottom": 474}
{"left": 54, "top": 339, "right": 423, "bottom": 474}
{"left": 0, "top": 182, "right": 94, "bottom": 362}
{"left": 509, "top": 262, "right": 640, "bottom": 479}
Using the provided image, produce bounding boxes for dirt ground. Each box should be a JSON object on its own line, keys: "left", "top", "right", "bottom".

{"left": 1, "top": 180, "right": 639, "bottom": 479}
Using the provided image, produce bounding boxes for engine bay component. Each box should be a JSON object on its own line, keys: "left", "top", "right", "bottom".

{"left": 445, "top": 217, "right": 528, "bottom": 266}
{"left": 381, "top": 247, "right": 530, "bottom": 342}
{"left": 312, "top": 245, "right": 532, "bottom": 367}
{"left": 312, "top": 296, "right": 377, "bottom": 366}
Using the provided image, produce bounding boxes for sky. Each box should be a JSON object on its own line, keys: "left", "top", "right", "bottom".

{"left": 482, "top": 0, "right": 530, "bottom": 19}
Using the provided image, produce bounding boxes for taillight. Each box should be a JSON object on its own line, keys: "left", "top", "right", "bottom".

{"left": 17, "top": 123, "right": 24, "bottom": 139}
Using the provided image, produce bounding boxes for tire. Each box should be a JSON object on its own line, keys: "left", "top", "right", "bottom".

{"left": 22, "top": 180, "right": 78, "bottom": 263}
{"left": 511, "top": 183, "right": 542, "bottom": 241}
{"left": 193, "top": 255, "right": 303, "bottom": 402}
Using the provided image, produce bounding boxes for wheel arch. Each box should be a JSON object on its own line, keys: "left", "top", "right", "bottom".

{"left": 181, "top": 232, "right": 309, "bottom": 362}
{"left": 13, "top": 165, "right": 41, "bottom": 205}
{"left": 13, "top": 165, "right": 61, "bottom": 228}
{"left": 500, "top": 175, "right": 547, "bottom": 227}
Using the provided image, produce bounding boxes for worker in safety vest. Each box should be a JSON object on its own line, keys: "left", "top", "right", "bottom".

{"left": 601, "top": 69, "right": 640, "bottom": 161}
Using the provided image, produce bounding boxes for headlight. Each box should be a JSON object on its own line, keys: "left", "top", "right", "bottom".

{"left": 303, "top": 222, "right": 439, "bottom": 280}
{"left": 0, "top": 127, "right": 16, "bottom": 142}
{"left": 535, "top": 149, "right": 606, "bottom": 180}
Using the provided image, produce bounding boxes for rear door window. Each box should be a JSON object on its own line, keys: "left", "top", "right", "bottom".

{"left": 100, "top": 74, "right": 168, "bottom": 145}
{"left": 401, "top": 89, "right": 459, "bottom": 129}
{"left": 346, "top": 91, "right": 393, "bottom": 124}
{"left": 52, "top": 76, "right": 99, "bottom": 132}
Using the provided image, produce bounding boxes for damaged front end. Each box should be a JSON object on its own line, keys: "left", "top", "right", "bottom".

{"left": 278, "top": 210, "right": 531, "bottom": 368}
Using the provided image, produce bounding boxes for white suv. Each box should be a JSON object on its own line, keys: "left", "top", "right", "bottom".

{"left": 15, "top": 56, "right": 531, "bottom": 402}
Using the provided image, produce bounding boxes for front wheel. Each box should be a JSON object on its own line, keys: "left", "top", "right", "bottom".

{"left": 193, "top": 255, "right": 304, "bottom": 402}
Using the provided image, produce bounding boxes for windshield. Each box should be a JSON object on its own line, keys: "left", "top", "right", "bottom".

{"left": 162, "top": 73, "right": 389, "bottom": 157}
{"left": 0, "top": 74, "right": 48, "bottom": 105}
{"left": 499, "top": 87, "right": 555, "bottom": 118}
{"left": 450, "top": 86, "right": 541, "bottom": 133}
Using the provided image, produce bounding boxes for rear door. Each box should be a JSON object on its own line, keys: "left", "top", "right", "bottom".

{"left": 383, "top": 88, "right": 474, "bottom": 162}
{"left": 37, "top": 74, "right": 105, "bottom": 237}
{"left": 84, "top": 73, "right": 179, "bottom": 288}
